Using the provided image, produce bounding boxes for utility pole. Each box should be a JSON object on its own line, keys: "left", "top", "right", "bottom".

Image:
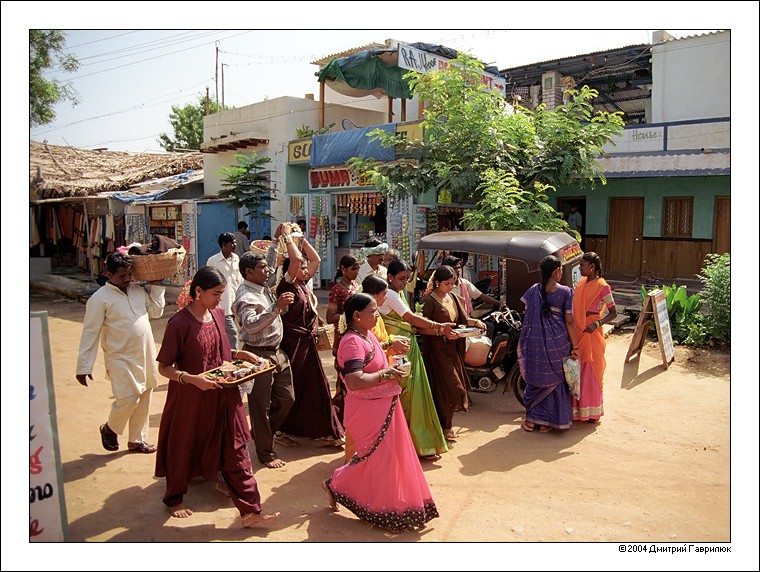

{"left": 215, "top": 41, "right": 220, "bottom": 112}
{"left": 205, "top": 86, "right": 210, "bottom": 116}
{"left": 221, "top": 63, "right": 228, "bottom": 110}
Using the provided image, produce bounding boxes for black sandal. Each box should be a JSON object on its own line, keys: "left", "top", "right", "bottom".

{"left": 99, "top": 424, "right": 119, "bottom": 451}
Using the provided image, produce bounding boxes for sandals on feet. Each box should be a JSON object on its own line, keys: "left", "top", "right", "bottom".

{"left": 99, "top": 424, "right": 119, "bottom": 451}
{"left": 521, "top": 420, "right": 535, "bottom": 432}
{"left": 128, "top": 441, "right": 156, "bottom": 454}
{"left": 322, "top": 480, "right": 339, "bottom": 512}
{"left": 538, "top": 425, "right": 552, "bottom": 433}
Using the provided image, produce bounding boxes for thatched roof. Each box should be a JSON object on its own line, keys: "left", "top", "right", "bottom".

{"left": 30, "top": 140, "right": 204, "bottom": 199}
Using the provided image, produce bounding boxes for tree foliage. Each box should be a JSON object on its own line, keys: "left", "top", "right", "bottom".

{"left": 697, "top": 253, "right": 730, "bottom": 343}
{"left": 217, "top": 153, "right": 275, "bottom": 217}
{"left": 29, "top": 30, "right": 80, "bottom": 127}
{"left": 349, "top": 53, "right": 625, "bottom": 233}
{"left": 158, "top": 96, "right": 230, "bottom": 151}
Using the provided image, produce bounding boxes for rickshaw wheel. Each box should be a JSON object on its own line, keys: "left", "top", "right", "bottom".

{"left": 508, "top": 362, "right": 526, "bottom": 406}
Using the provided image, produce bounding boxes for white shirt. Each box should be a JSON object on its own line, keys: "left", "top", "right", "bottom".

{"left": 357, "top": 261, "right": 387, "bottom": 285}
{"left": 76, "top": 282, "right": 165, "bottom": 398}
{"left": 379, "top": 288, "right": 409, "bottom": 317}
{"left": 206, "top": 252, "right": 242, "bottom": 316}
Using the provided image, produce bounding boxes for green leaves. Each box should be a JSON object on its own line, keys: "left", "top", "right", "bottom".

{"left": 158, "top": 96, "right": 230, "bottom": 151}
{"left": 697, "top": 253, "right": 730, "bottom": 343}
{"left": 348, "top": 53, "right": 623, "bottom": 234}
{"left": 216, "top": 153, "right": 275, "bottom": 217}
{"left": 29, "top": 30, "right": 80, "bottom": 127}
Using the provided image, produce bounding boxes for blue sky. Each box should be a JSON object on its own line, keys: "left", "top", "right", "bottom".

{"left": 23, "top": 26, "right": 716, "bottom": 153}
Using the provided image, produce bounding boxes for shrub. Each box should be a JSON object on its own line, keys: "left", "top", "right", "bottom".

{"left": 640, "top": 283, "right": 703, "bottom": 345}
{"left": 697, "top": 253, "right": 730, "bottom": 343}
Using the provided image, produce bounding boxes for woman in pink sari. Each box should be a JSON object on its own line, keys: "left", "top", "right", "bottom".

{"left": 572, "top": 252, "right": 617, "bottom": 423}
{"left": 323, "top": 293, "right": 439, "bottom": 533}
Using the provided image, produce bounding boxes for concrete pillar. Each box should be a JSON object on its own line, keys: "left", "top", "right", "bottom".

{"left": 541, "top": 71, "right": 563, "bottom": 110}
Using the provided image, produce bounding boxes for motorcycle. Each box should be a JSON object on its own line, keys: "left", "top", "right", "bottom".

{"left": 465, "top": 308, "right": 526, "bottom": 405}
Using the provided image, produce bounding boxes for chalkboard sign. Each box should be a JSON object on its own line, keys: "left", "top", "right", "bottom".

{"left": 625, "top": 290, "right": 675, "bottom": 369}
{"left": 30, "top": 312, "right": 69, "bottom": 541}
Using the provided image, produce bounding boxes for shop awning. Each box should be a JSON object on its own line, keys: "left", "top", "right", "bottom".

{"left": 310, "top": 125, "right": 395, "bottom": 168}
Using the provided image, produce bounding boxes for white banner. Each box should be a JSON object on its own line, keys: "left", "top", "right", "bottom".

{"left": 398, "top": 43, "right": 506, "bottom": 97}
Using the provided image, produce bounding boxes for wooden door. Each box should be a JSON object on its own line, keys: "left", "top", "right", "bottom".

{"left": 712, "top": 196, "right": 730, "bottom": 254}
{"left": 607, "top": 198, "right": 644, "bottom": 277}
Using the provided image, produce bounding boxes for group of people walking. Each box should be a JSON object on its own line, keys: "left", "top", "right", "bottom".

{"left": 75, "top": 221, "right": 613, "bottom": 534}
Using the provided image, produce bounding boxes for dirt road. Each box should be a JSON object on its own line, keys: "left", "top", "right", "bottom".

{"left": 20, "top": 289, "right": 747, "bottom": 569}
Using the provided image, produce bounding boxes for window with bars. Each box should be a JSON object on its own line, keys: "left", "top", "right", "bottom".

{"left": 662, "top": 197, "right": 693, "bottom": 238}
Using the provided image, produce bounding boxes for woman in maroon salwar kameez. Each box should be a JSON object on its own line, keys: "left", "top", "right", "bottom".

{"left": 155, "top": 266, "right": 278, "bottom": 527}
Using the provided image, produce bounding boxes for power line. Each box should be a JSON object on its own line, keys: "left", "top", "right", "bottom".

{"left": 31, "top": 78, "right": 213, "bottom": 135}
{"left": 49, "top": 30, "right": 253, "bottom": 81}
{"left": 66, "top": 30, "right": 140, "bottom": 48}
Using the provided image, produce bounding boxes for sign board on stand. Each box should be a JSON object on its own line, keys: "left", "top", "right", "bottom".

{"left": 29, "top": 311, "right": 69, "bottom": 541}
{"left": 625, "top": 289, "right": 675, "bottom": 368}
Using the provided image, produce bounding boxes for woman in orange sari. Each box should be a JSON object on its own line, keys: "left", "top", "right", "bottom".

{"left": 572, "top": 252, "right": 617, "bottom": 423}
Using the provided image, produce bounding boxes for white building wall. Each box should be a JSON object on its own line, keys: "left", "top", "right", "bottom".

{"left": 651, "top": 31, "right": 730, "bottom": 123}
{"left": 202, "top": 97, "right": 385, "bottom": 221}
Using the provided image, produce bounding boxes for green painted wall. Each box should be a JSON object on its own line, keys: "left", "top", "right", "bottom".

{"left": 285, "top": 164, "right": 308, "bottom": 193}
{"left": 554, "top": 176, "right": 729, "bottom": 239}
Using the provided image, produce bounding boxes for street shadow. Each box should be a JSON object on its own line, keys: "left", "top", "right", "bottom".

{"left": 456, "top": 418, "right": 595, "bottom": 477}
{"left": 619, "top": 358, "right": 664, "bottom": 390}
{"left": 260, "top": 458, "right": 433, "bottom": 542}
{"left": 62, "top": 451, "right": 132, "bottom": 483}
{"left": 66, "top": 479, "right": 287, "bottom": 542}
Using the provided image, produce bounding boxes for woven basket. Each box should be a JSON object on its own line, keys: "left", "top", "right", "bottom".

{"left": 131, "top": 247, "right": 186, "bottom": 282}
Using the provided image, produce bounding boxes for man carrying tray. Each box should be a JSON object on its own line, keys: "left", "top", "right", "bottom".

{"left": 233, "top": 251, "right": 296, "bottom": 468}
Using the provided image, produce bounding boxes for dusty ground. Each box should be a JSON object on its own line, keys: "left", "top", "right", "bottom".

{"left": 20, "top": 288, "right": 749, "bottom": 568}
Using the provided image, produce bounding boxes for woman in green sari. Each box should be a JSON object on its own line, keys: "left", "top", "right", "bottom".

{"left": 378, "top": 259, "right": 457, "bottom": 460}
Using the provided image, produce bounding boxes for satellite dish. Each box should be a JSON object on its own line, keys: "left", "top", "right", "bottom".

{"left": 341, "top": 118, "right": 360, "bottom": 131}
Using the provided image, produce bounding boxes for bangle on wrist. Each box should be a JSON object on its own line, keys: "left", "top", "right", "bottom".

{"left": 177, "top": 371, "right": 186, "bottom": 384}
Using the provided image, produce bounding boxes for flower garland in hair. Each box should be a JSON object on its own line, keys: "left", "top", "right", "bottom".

{"left": 176, "top": 279, "right": 193, "bottom": 310}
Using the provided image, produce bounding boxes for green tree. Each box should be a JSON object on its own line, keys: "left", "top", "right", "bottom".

{"left": 158, "top": 96, "right": 230, "bottom": 151}
{"left": 349, "top": 53, "right": 625, "bottom": 233}
{"left": 29, "top": 30, "right": 80, "bottom": 127}
{"left": 217, "top": 153, "right": 275, "bottom": 217}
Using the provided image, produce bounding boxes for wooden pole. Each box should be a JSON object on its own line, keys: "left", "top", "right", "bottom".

{"left": 401, "top": 98, "right": 406, "bottom": 122}
{"left": 82, "top": 199, "right": 95, "bottom": 278}
{"left": 387, "top": 96, "right": 393, "bottom": 123}
{"left": 319, "top": 81, "right": 325, "bottom": 129}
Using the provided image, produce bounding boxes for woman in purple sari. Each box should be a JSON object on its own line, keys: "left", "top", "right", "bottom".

{"left": 517, "top": 255, "right": 579, "bottom": 433}
{"left": 323, "top": 293, "right": 438, "bottom": 533}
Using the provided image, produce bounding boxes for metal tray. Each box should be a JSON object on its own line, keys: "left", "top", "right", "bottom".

{"left": 453, "top": 327, "right": 483, "bottom": 337}
{"left": 202, "top": 359, "right": 276, "bottom": 387}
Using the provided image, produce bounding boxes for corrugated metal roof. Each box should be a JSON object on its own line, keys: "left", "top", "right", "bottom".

{"left": 500, "top": 44, "right": 653, "bottom": 125}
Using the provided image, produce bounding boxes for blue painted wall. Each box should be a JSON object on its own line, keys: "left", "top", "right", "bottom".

{"left": 196, "top": 201, "right": 237, "bottom": 266}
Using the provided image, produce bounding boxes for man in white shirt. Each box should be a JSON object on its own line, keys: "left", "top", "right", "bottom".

{"left": 207, "top": 232, "right": 243, "bottom": 349}
{"left": 76, "top": 252, "right": 165, "bottom": 454}
{"left": 356, "top": 237, "right": 388, "bottom": 284}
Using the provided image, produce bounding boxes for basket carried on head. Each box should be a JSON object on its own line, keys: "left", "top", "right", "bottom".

{"left": 131, "top": 247, "right": 186, "bottom": 282}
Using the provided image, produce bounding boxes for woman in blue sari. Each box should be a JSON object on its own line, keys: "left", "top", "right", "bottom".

{"left": 517, "top": 255, "right": 579, "bottom": 433}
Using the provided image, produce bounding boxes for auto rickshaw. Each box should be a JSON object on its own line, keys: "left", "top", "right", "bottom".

{"left": 414, "top": 231, "right": 583, "bottom": 401}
